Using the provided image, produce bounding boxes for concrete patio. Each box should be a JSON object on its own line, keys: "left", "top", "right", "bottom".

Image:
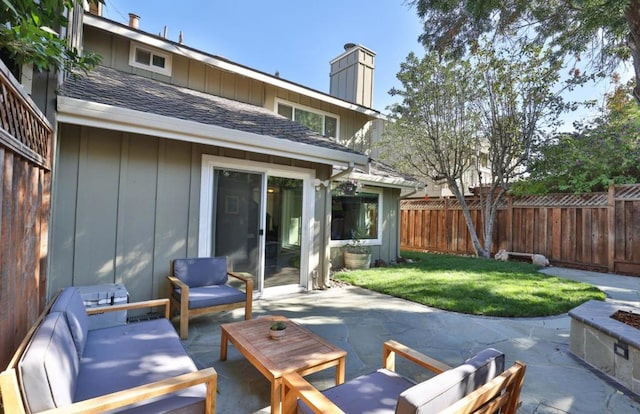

{"left": 179, "top": 268, "right": 640, "bottom": 413}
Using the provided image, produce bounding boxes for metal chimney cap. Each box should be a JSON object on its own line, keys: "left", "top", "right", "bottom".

{"left": 343, "top": 43, "right": 357, "bottom": 51}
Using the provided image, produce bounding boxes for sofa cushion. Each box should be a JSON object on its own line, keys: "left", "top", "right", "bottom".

{"left": 18, "top": 312, "right": 79, "bottom": 412}
{"left": 50, "top": 286, "right": 90, "bottom": 357}
{"left": 76, "top": 318, "right": 206, "bottom": 412}
{"left": 172, "top": 285, "right": 246, "bottom": 309}
{"left": 395, "top": 348, "right": 505, "bottom": 414}
{"left": 173, "top": 257, "right": 228, "bottom": 287}
{"left": 298, "top": 368, "right": 415, "bottom": 414}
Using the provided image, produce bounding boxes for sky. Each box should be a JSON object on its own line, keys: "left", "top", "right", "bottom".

{"left": 101, "top": 0, "right": 629, "bottom": 131}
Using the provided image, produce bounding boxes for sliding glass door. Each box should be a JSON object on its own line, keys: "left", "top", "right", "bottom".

{"left": 264, "top": 177, "right": 303, "bottom": 288}
{"left": 211, "top": 169, "right": 263, "bottom": 277}
{"left": 200, "top": 156, "right": 313, "bottom": 294}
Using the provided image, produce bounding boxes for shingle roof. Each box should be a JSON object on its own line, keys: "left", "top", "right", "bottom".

{"left": 58, "top": 66, "right": 364, "bottom": 156}
{"left": 332, "top": 159, "right": 424, "bottom": 188}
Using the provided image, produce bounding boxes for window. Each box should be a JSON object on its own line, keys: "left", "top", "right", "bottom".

{"left": 330, "top": 188, "right": 381, "bottom": 244}
{"left": 129, "top": 42, "right": 172, "bottom": 76}
{"left": 276, "top": 100, "right": 339, "bottom": 138}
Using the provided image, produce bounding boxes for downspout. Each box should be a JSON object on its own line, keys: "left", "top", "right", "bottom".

{"left": 329, "top": 162, "right": 355, "bottom": 182}
{"left": 399, "top": 185, "right": 423, "bottom": 200}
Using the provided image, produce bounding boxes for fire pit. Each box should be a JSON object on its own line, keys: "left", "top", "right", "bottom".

{"left": 569, "top": 300, "right": 640, "bottom": 396}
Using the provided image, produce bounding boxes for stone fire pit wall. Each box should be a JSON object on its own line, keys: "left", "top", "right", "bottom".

{"left": 569, "top": 300, "right": 640, "bottom": 396}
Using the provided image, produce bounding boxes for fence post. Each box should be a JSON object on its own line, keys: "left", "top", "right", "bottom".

{"left": 507, "top": 195, "right": 513, "bottom": 252}
{"left": 607, "top": 184, "right": 615, "bottom": 273}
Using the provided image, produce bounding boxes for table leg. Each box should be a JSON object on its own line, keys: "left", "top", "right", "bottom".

{"left": 335, "top": 357, "right": 345, "bottom": 385}
{"left": 220, "top": 329, "right": 228, "bottom": 361}
{"left": 270, "top": 379, "right": 282, "bottom": 414}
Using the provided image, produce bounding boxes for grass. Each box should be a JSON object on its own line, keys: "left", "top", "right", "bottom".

{"left": 333, "top": 251, "right": 606, "bottom": 317}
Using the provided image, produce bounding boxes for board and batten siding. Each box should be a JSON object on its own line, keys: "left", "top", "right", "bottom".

{"left": 83, "top": 26, "right": 374, "bottom": 147}
{"left": 50, "top": 125, "right": 329, "bottom": 301}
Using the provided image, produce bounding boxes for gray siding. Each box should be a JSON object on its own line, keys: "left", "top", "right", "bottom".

{"left": 50, "top": 125, "right": 327, "bottom": 301}
{"left": 83, "top": 26, "right": 373, "bottom": 150}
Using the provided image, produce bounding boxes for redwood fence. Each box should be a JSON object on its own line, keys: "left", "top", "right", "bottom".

{"left": 401, "top": 184, "right": 640, "bottom": 276}
{"left": 0, "top": 60, "right": 53, "bottom": 370}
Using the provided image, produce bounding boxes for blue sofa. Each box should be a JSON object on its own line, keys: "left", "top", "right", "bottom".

{"left": 0, "top": 287, "right": 217, "bottom": 413}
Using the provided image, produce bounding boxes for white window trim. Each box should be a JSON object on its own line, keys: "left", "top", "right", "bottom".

{"left": 199, "top": 155, "right": 316, "bottom": 291}
{"left": 275, "top": 98, "right": 340, "bottom": 139}
{"left": 328, "top": 185, "right": 383, "bottom": 247}
{"left": 129, "top": 41, "right": 172, "bottom": 76}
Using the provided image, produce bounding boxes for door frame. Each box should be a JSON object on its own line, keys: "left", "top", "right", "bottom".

{"left": 199, "top": 155, "right": 315, "bottom": 293}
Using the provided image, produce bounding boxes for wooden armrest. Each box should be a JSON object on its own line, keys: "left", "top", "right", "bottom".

{"left": 228, "top": 271, "right": 253, "bottom": 287}
{"left": 86, "top": 298, "right": 170, "bottom": 319}
{"left": 383, "top": 340, "right": 452, "bottom": 374}
{"left": 167, "top": 275, "right": 188, "bottom": 289}
{"left": 40, "top": 368, "right": 217, "bottom": 414}
{"left": 438, "top": 361, "right": 526, "bottom": 414}
{"left": 282, "top": 372, "right": 345, "bottom": 414}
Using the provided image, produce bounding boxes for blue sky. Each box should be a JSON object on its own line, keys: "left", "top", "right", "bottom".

{"left": 102, "top": 0, "right": 424, "bottom": 112}
{"left": 101, "top": 1, "right": 628, "bottom": 130}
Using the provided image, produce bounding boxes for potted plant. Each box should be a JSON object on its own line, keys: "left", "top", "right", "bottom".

{"left": 343, "top": 229, "right": 372, "bottom": 270}
{"left": 335, "top": 180, "right": 362, "bottom": 196}
{"left": 269, "top": 321, "right": 287, "bottom": 339}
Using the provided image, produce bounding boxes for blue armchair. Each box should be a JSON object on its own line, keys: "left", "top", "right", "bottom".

{"left": 282, "top": 341, "right": 525, "bottom": 414}
{"left": 168, "top": 257, "right": 253, "bottom": 339}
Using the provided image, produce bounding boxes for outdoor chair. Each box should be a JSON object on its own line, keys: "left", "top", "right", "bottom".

{"left": 282, "top": 340, "right": 526, "bottom": 414}
{"left": 167, "top": 257, "right": 253, "bottom": 339}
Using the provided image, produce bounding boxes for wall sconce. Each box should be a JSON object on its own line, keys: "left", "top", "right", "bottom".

{"left": 314, "top": 178, "right": 330, "bottom": 191}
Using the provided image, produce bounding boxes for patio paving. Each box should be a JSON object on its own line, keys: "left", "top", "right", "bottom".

{"left": 180, "top": 268, "right": 640, "bottom": 413}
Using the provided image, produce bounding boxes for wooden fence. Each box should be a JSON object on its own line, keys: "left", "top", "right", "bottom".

{"left": 0, "top": 60, "right": 53, "bottom": 370}
{"left": 401, "top": 184, "right": 640, "bottom": 276}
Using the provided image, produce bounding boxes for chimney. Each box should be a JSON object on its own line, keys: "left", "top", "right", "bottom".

{"left": 329, "top": 43, "right": 376, "bottom": 108}
{"left": 88, "top": 2, "right": 102, "bottom": 16}
{"left": 128, "top": 13, "right": 140, "bottom": 29}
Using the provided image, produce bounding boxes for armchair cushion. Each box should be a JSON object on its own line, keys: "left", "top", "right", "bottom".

{"left": 18, "top": 312, "right": 79, "bottom": 412}
{"left": 395, "top": 348, "right": 505, "bottom": 414}
{"left": 50, "top": 286, "right": 90, "bottom": 357}
{"left": 172, "top": 285, "right": 247, "bottom": 309}
{"left": 173, "top": 257, "right": 228, "bottom": 287}
{"left": 298, "top": 368, "right": 414, "bottom": 414}
{"left": 75, "top": 318, "right": 205, "bottom": 404}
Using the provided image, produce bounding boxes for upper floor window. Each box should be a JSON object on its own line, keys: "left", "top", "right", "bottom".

{"left": 276, "top": 100, "right": 339, "bottom": 139}
{"left": 129, "top": 42, "right": 172, "bottom": 76}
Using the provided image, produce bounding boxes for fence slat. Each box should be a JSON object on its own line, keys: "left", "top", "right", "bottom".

{"left": 401, "top": 185, "right": 640, "bottom": 275}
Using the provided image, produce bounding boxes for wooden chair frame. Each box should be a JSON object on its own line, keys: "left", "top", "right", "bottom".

{"left": 168, "top": 262, "right": 253, "bottom": 339}
{"left": 0, "top": 291, "right": 218, "bottom": 414}
{"left": 282, "top": 340, "right": 525, "bottom": 414}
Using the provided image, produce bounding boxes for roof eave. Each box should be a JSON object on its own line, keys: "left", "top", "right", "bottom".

{"left": 84, "top": 14, "right": 384, "bottom": 120}
{"left": 56, "top": 96, "right": 369, "bottom": 168}
{"left": 349, "top": 171, "right": 424, "bottom": 189}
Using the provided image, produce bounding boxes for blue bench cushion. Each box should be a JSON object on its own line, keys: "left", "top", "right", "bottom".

{"left": 395, "top": 348, "right": 505, "bottom": 414}
{"left": 76, "top": 318, "right": 206, "bottom": 413}
{"left": 50, "top": 286, "right": 90, "bottom": 357}
{"left": 298, "top": 368, "right": 415, "bottom": 414}
{"left": 19, "top": 312, "right": 79, "bottom": 412}
{"left": 172, "top": 285, "right": 246, "bottom": 309}
{"left": 173, "top": 257, "right": 228, "bottom": 287}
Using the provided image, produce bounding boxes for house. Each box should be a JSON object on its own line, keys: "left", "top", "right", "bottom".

{"left": 45, "top": 6, "right": 422, "bottom": 302}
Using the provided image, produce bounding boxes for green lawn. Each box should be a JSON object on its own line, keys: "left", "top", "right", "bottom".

{"left": 333, "top": 251, "right": 606, "bottom": 317}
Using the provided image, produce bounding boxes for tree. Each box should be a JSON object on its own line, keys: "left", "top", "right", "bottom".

{"left": 1, "top": 0, "right": 102, "bottom": 73}
{"left": 512, "top": 81, "right": 640, "bottom": 194}
{"left": 410, "top": 0, "right": 640, "bottom": 101}
{"left": 384, "top": 41, "right": 563, "bottom": 257}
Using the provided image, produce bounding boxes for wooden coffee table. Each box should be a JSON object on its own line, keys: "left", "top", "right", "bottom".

{"left": 220, "top": 315, "right": 346, "bottom": 414}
